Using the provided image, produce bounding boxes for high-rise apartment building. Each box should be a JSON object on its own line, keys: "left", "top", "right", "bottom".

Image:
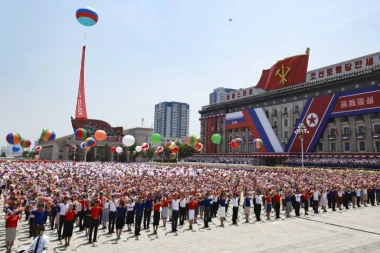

{"left": 154, "top": 101, "right": 190, "bottom": 140}
{"left": 209, "top": 87, "right": 237, "bottom": 105}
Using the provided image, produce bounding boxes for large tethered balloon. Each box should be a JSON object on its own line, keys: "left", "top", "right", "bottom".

{"left": 76, "top": 7, "right": 98, "bottom": 27}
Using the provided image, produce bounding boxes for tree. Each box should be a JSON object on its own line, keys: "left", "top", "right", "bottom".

{"left": 86, "top": 148, "right": 95, "bottom": 162}
{"left": 140, "top": 147, "right": 155, "bottom": 160}
{"left": 177, "top": 143, "right": 196, "bottom": 159}
{"left": 100, "top": 144, "right": 111, "bottom": 162}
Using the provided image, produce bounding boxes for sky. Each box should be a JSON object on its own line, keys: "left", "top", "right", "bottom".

{"left": 1, "top": 0, "right": 380, "bottom": 147}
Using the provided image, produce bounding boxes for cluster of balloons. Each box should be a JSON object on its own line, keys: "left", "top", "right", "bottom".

{"left": 135, "top": 142, "right": 149, "bottom": 153}
{"left": 167, "top": 141, "right": 178, "bottom": 160}
{"left": 5, "top": 129, "right": 56, "bottom": 160}
{"left": 230, "top": 138, "right": 243, "bottom": 149}
{"left": 154, "top": 146, "right": 164, "bottom": 157}
{"left": 74, "top": 128, "right": 107, "bottom": 152}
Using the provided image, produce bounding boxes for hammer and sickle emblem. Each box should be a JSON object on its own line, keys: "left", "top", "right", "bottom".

{"left": 275, "top": 64, "right": 291, "bottom": 85}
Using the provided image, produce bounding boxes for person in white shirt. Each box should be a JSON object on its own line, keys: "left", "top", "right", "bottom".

{"left": 232, "top": 194, "right": 239, "bottom": 225}
{"left": 58, "top": 197, "right": 69, "bottom": 240}
{"left": 254, "top": 192, "right": 263, "bottom": 221}
{"left": 313, "top": 189, "right": 320, "bottom": 214}
{"left": 179, "top": 196, "right": 187, "bottom": 225}
{"left": 294, "top": 191, "right": 302, "bottom": 216}
{"left": 108, "top": 195, "right": 117, "bottom": 234}
{"left": 171, "top": 195, "right": 179, "bottom": 232}
{"left": 21, "top": 225, "right": 49, "bottom": 253}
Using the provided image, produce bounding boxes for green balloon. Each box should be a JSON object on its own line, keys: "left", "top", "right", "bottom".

{"left": 211, "top": 134, "right": 221, "bottom": 144}
{"left": 6, "top": 160, "right": 11, "bottom": 165}
{"left": 151, "top": 133, "right": 161, "bottom": 143}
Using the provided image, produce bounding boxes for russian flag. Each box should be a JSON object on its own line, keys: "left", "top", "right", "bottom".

{"left": 225, "top": 111, "right": 248, "bottom": 129}
{"left": 243, "top": 108, "right": 284, "bottom": 152}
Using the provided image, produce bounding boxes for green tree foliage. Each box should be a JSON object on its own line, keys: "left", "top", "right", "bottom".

{"left": 99, "top": 144, "right": 111, "bottom": 162}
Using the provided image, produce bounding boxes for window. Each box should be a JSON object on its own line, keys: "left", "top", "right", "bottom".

{"left": 328, "top": 118, "right": 335, "bottom": 124}
{"left": 284, "top": 131, "right": 288, "bottom": 139}
{"left": 374, "top": 125, "right": 380, "bottom": 134}
{"left": 229, "top": 146, "right": 232, "bottom": 152}
{"left": 356, "top": 114, "right": 364, "bottom": 120}
{"left": 358, "top": 126, "right": 365, "bottom": 135}
{"left": 343, "top": 127, "right": 350, "bottom": 136}
{"left": 249, "top": 145, "right": 253, "bottom": 152}
{"left": 294, "top": 118, "right": 299, "bottom": 125}
{"left": 249, "top": 134, "right": 252, "bottom": 141}
{"left": 229, "top": 135, "right": 232, "bottom": 141}
{"left": 273, "top": 109, "right": 277, "bottom": 116}
{"left": 265, "top": 110, "right": 269, "bottom": 118}
{"left": 284, "top": 119, "right": 288, "bottom": 127}
{"left": 330, "top": 142, "right": 336, "bottom": 152}
{"left": 318, "top": 143, "right": 323, "bottom": 151}
{"left": 344, "top": 142, "right": 350, "bottom": 152}
{"left": 294, "top": 105, "right": 299, "bottom": 113}
{"left": 341, "top": 116, "right": 349, "bottom": 122}
{"left": 329, "top": 128, "right": 336, "bottom": 136}
{"left": 242, "top": 145, "right": 245, "bottom": 153}
{"left": 242, "top": 134, "right": 246, "bottom": 143}
{"left": 376, "top": 141, "right": 380, "bottom": 152}
{"left": 283, "top": 107, "right": 288, "bottom": 115}
{"left": 59, "top": 145, "right": 65, "bottom": 152}
{"left": 359, "top": 142, "right": 365, "bottom": 151}
{"left": 273, "top": 121, "right": 278, "bottom": 127}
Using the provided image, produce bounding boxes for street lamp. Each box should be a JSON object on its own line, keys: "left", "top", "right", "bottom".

{"left": 294, "top": 123, "right": 309, "bottom": 168}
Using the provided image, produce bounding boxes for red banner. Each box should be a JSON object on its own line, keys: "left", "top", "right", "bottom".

{"left": 332, "top": 90, "right": 380, "bottom": 114}
{"left": 256, "top": 51, "right": 309, "bottom": 91}
{"left": 205, "top": 117, "right": 217, "bottom": 153}
{"left": 75, "top": 46, "right": 88, "bottom": 119}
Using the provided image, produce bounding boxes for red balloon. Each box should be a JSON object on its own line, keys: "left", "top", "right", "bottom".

{"left": 230, "top": 140, "right": 238, "bottom": 149}
{"left": 171, "top": 146, "right": 179, "bottom": 153}
{"left": 110, "top": 147, "right": 116, "bottom": 152}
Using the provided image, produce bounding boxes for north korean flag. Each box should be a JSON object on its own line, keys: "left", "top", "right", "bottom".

{"left": 286, "top": 94, "right": 338, "bottom": 152}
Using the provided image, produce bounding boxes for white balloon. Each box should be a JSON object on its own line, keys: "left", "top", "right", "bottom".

{"left": 122, "top": 135, "right": 135, "bottom": 147}
{"left": 135, "top": 146, "right": 142, "bottom": 152}
{"left": 116, "top": 147, "right": 123, "bottom": 153}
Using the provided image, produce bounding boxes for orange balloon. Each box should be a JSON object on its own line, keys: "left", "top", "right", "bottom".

{"left": 94, "top": 130, "right": 107, "bottom": 141}
{"left": 34, "top": 155, "right": 40, "bottom": 160}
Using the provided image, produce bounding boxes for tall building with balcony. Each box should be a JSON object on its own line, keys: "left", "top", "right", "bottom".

{"left": 209, "top": 87, "right": 237, "bottom": 105}
{"left": 154, "top": 101, "right": 190, "bottom": 141}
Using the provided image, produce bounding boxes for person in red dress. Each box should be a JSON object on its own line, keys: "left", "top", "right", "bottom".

{"left": 63, "top": 203, "right": 77, "bottom": 247}
{"left": 161, "top": 197, "right": 169, "bottom": 228}
{"left": 5, "top": 207, "right": 22, "bottom": 252}
{"left": 188, "top": 198, "right": 195, "bottom": 230}
{"left": 89, "top": 200, "right": 103, "bottom": 243}
{"left": 153, "top": 199, "right": 161, "bottom": 234}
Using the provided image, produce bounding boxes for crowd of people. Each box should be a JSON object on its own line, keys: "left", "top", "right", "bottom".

{"left": 284, "top": 155, "right": 380, "bottom": 169}
{"left": 1, "top": 161, "right": 380, "bottom": 252}
{"left": 184, "top": 156, "right": 253, "bottom": 164}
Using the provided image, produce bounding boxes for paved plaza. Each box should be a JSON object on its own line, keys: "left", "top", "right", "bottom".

{"left": 4, "top": 204, "right": 380, "bottom": 253}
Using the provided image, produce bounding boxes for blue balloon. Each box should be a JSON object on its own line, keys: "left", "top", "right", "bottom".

{"left": 12, "top": 146, "right": 20, "bottom": 152}
{"left": 76, "top": 7, "right": 98, "bottom": 27}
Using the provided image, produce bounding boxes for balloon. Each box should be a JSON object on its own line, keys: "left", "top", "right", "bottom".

{"left": 6, "top": 132, "right": 22, "bottom": 145}
{"left": 12, "top": 146, "right": 20, "bottom": 152}
{"left": 156, "top": 146, "right": 164, "bottom": 153}
{"left": 34, "top": 155, "right": 40, "bottom": 160}
{"left": 74, "top": 128, "right": 87, "bottom": 140}
{"left": 116, "top": 147, "right": 123, "bottom": 153}
{"left": 253, "top": 138, "right": 263, "bottom": 149}
{"left": 84, "top": 147, "right": 91, "bottom": 152}
{"left": 135, "top": 146, "right": 142, "bottom": 152}
{"left": 19, "top": 139, "right": 31, "bottom": 148}
{"left": 6, "top": 160, "right": 11, "bottom": 165}
{"left": 40, "top": 129, "right": 56, "bottom": 142}
{"left": 171, "top": 146, "right": 179, "bottom": 153}
{"left": 94, "top": 130, "right": 107, "bottom": 141}
{"left": 196, "top": 143, "right": 203, "bottom": 151}
{"left": 234, "top": 138, "right": 243, "bottom": 147}
{"left": 35, "top": 146, "right": 42, "bottom": 152}
{"left": 185, "top": 135, "right": 198, "bottom": 148}
{"left": 170, "top": 153, "right": 177, "bottom": 160}
{"left": 84, "top": 137, "right": 96, "bottom": 148}
{"left": 230, "top": 140, "right": 238, "bottom": 149}
{"left": 110, "top": 147, "right": 116, "bottom": 152}
{"left": 151, "top": 133, "right": 161, "bottom": 144}
{"left": 141, "top": 143, "right": 149, "bottom": 151}
{"left": 76, "top": 7, "right": 98, "bottom": 27}
{"left": 167, "top": 141, "right": 176, "bottom": 149}
{"left": 80, "top": 142, "right": 86, "bottom": 149}
{"left": 211, "top": 134, "right": 222, "bottom": 144}
{"left": 122, "top": 135, "right": 135, "bottom": 147}
{"left": 70, "top": 145, "right": 77, "bottom": 152}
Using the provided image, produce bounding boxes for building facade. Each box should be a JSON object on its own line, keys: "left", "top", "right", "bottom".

{"left": 154, "top": 101, "right": 190, "bottom": 140}
{"left": 123, "top": 127, "right": 153, "bottom": 145}
{"left": 199, "top": 51, "right": 380, "bottom": 154}
{"left": 209, "top": 87, "right": 238, "bottom": 105}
